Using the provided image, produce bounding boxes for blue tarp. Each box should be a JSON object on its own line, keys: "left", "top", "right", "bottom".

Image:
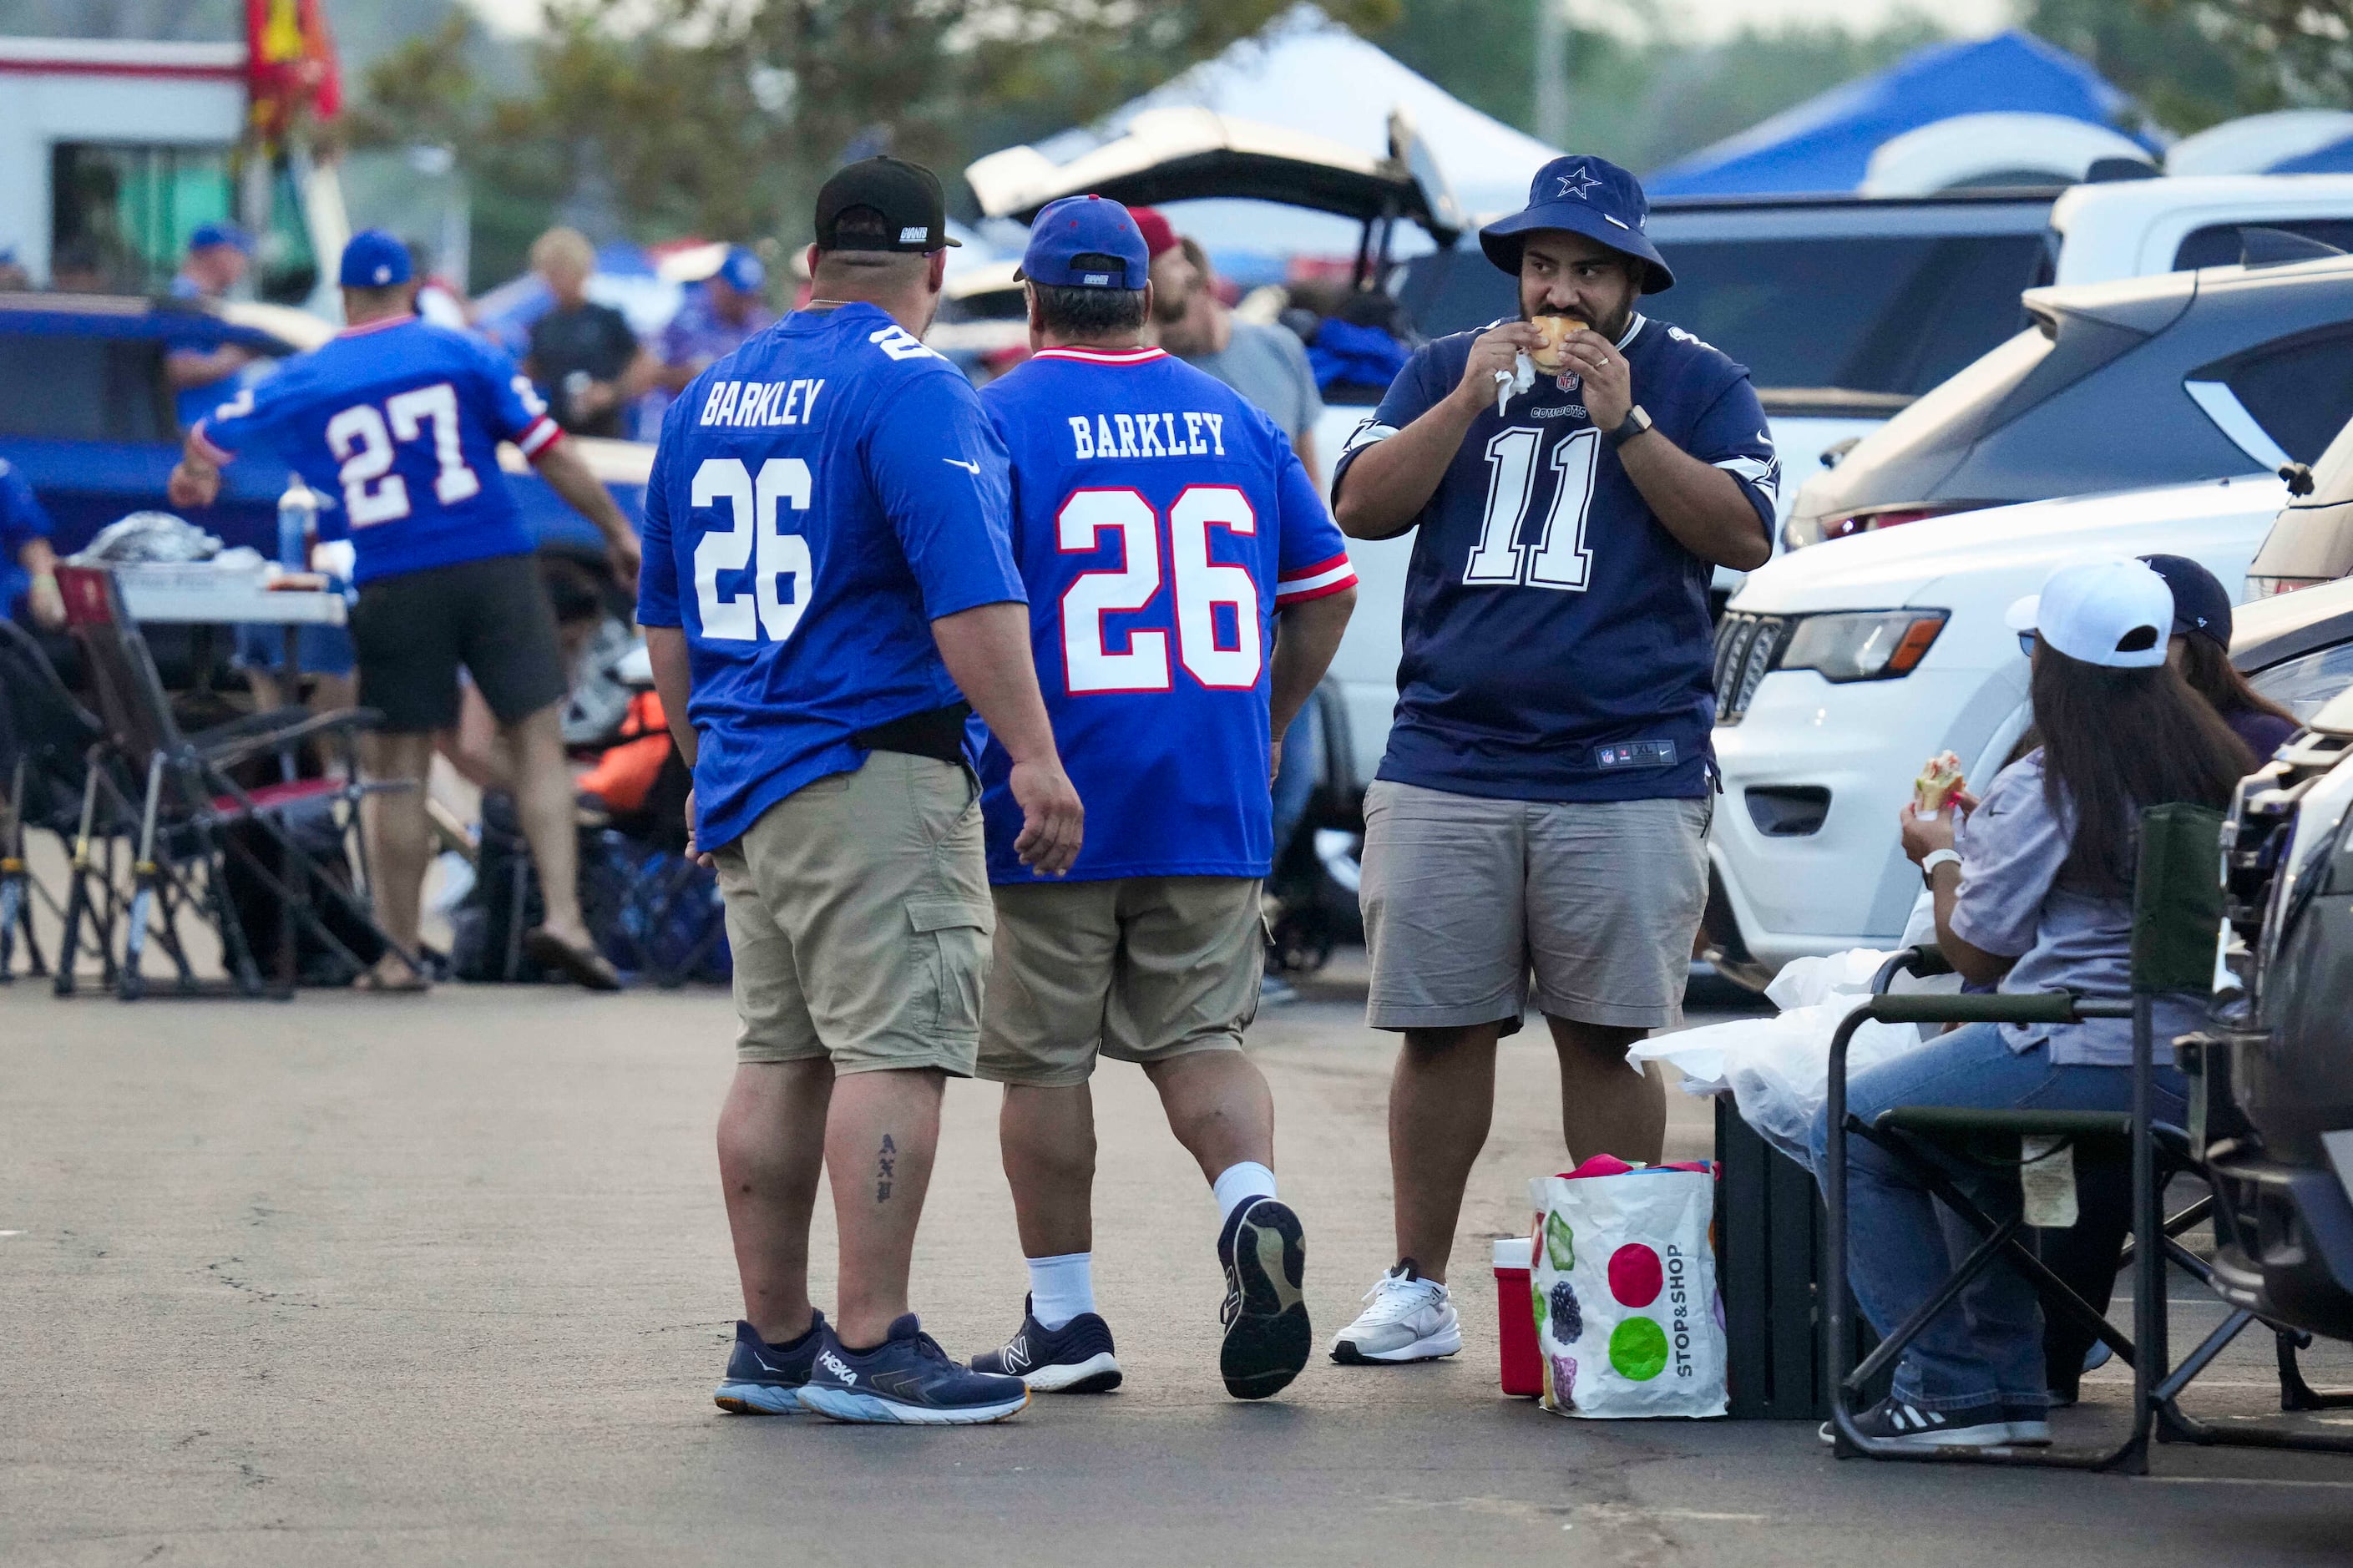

{"left": 1645, "top": 30, "right": 2135, "bottom": 198}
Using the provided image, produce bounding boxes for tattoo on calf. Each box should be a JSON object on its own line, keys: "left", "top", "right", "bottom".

{"left": 876, "top": 1133, "right": 897, "bottom": 1201}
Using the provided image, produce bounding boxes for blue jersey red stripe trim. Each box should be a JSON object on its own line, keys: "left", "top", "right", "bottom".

{"left": 188, "top": 420, "right": 233, "bottom": 467}
{"left": 515, "top": 415, "right": 563, "bottom": 458}
{"left": 1029, "top": 346, "right": 1168, "bottom": 365}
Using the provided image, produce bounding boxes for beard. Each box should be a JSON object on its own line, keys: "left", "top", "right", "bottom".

{"left": 1152, "top": 286, "right": 1192, "bottom": 326}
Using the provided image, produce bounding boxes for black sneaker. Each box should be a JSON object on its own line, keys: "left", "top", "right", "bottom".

{"left": 796, "top": 1314, "right": 1030, "bottom": 1425}
{"left": 969, "top": 1295, "right": 1122, "bottom": 1393}
{"left": 1818, "top": 1393, "right": 2016, "bottom": 1449}
{"left": 713, "top": 1313, "right": 825, "bottom": 1415}
{"left": 1217, "top": 1196, "right": 1311, "bottom": 1400}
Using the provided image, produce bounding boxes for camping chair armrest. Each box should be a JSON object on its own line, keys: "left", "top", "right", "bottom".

{"left": 1866, "top": 990, "right": 2100, "bottom": 1027}
{"left": 188, "top": 706, "right": 316, "bottom": 751}
{"left": 200, "top": 707, "right": 386, "bottom": 769}
{"left": 1870, "top": 943, "right": 1954, "bottom": 994}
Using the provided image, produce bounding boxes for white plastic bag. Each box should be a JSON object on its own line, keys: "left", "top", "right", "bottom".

{"left": 1528, "top": 1159, "right": 1725, "bottom": 1419}
{"left": 1627, "top": 946, "right": 1963, "bottom": 1170}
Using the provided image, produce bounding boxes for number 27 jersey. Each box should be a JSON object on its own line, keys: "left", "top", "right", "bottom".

{"left": 978, "top": 346, "right": 1355, "bottom": 883}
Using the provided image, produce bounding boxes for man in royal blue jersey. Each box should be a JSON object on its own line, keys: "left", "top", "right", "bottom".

{"left": 1323, "top": 156, "right": 1779, "bottom": 1368}
{"left": 636, "top": 159, "right": 1083, "bottom": 1426}
{"left": 958, "top": 199, "right": 1356, "bottom": 1402}
{"left": 167, "top": 230, "right": 643, "bottom": 993}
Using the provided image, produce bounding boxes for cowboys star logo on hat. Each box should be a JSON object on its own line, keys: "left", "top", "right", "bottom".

{"left": 1553, "top": 164, "right": 1602, "bottom": 200}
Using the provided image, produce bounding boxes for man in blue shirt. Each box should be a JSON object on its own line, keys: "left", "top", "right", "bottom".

{"left": 643, "top": 245, "right": 777, "bottom": 432}
{"left": 0, "top": 457, "right": 63, "bottom": 632}
{"left": 1324, "top": 157, "right": 1779, "bottom": 1367}
{"left": 168, "top": 230, "right": 643, "bottom": 993}
{"left": 166, "top": 223, "right": 261, "bottom": 430}
{"left": 956, "top": 199, "right": 1355, "bottom": 1403}
{"left": 637, "top": 158, "right": 1083, "bottom": 1425}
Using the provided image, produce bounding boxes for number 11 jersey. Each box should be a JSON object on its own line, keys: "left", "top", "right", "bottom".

{"left": 978, "top": 345, "right": 1355, "bottom": 884}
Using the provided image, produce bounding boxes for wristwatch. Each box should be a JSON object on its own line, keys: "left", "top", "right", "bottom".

{"left": 1607, "top": 404, "right": 1653, "bottom": 448}
{"left": 1920, "top": 847, "right": 1962, "bottom": 886}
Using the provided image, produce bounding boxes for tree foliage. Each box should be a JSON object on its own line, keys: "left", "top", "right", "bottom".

{"left": 352, "top": 0, "right": 1397, "bottom": 278}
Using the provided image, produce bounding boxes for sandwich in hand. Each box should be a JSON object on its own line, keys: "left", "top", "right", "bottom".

{"left": 1528, "top": 314, "right": 1589, "bottom": 374}
{"left": 1913, "top": 751, "right": 1965, "bottom": 817}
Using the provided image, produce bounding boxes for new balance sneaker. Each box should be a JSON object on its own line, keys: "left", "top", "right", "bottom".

{"left": 970, "top": 1296, "right": 1123, "bottom": 1393}
{"left": 796, "top": 1315, "right": 1030, "bottom": 1425}
{"left": 713, "top": 1313, "right": 825, "bottom": 1415}
{"left": 1816, "top": 1394, "right": 2015, "bottom": 1449}
{"left": 1217, "top": 1197, "right": 1311, "bottom": 1400}
{"left": 1329, "top": 1262, "right": 1461, "bottom": 1364}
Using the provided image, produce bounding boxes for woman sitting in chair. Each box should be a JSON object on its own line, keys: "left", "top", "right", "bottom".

{"left": 1809, "top": 558, "right": 2253, "bottom": 1450}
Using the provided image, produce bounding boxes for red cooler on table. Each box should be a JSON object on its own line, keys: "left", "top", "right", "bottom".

{"left": 1494, "top": 1236, "right": 1542, "bottom": 1396}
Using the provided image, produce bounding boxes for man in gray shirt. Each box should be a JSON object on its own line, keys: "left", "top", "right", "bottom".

{"left": 1136, "top": 214, "right": 1323, "bottom": 483}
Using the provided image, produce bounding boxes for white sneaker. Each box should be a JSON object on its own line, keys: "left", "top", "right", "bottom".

{"left": 1329, "top": 1264, "right": 1462, "bottom": 1364}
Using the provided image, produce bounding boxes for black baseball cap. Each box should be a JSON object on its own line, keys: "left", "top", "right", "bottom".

{"left": 814, "top": 156, "right": 961, "bottom": 254}
{"left": 2138, "top": 552, "right": 2234, "bottom": 649}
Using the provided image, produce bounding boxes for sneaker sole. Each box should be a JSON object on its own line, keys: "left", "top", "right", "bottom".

{"left": 1330, "top": 1324, "right": 1463, "bottom": 1365}
{"left": 1222, "top": 1199, "right": 1311, "bottom": 1401}
{"left": 795, "top": 1384, "right": 1031, "bottom": 1425}
{"left": 1815, "top": 1419, "right": 2016, "bottom": 1449}
{"left": 714, "top": 1380, "right": 805, "bottom": 1415}
{"left": 1024, "top": 1352, "right": 1124, "bottom": 1394}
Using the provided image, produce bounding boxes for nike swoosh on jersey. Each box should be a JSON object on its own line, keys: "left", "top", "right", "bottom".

{"left": 942, "top": 458, "right": 980, "bottom": 474}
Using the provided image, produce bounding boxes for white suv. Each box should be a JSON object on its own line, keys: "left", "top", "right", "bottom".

{"left": 1704, "top": 473, "right": 2290, "bottom": 985}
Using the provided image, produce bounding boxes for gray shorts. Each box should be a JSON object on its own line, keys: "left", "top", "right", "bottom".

{"left": 1359, "top": 780, "right": 1711, "bottom": 1034}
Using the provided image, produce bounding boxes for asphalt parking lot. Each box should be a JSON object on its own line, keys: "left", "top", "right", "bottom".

{"left": 8, "top": 960, "right": 2353, "bottom": 1566}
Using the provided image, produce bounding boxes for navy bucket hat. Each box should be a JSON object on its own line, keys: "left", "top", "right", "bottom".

{"left": 1480, "top": 155, "right": 1673, "bottom": 294}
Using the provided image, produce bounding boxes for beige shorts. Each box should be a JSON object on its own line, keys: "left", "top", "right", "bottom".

{"left": 977, "top": 876, "right": 1263, "bottom": 1087}
{"left": 1359, "top": 781, "right": 1711, "bottom": 1034}
{"left": 711, "top": 750, "right": 992, "bottom": 1076}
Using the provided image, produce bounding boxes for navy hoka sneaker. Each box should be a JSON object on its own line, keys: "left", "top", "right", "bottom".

{"left": 796, "top": 1314, "right": 1030, "bottom": 1425}
{"left": 713, "top": 1313, "right": 825, "bottom": 1415}
{"left": 970, "top": 1295, "right": 1123, "bottom": 1393}
{"left": 1217, "top": 1197, "right": 1311, "bottom": 1400}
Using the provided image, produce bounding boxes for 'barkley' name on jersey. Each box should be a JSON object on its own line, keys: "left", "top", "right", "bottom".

{"left": 698, "top": 377, "right": 827, "bottom": 428}
{"left": 1066, "top": 410, "right": 1229, "bottom": 461}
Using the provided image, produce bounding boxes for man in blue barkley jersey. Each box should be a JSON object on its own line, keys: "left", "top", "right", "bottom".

{"left": 959, "top": 198, "right": 1356, "bottom": 1403}
{"left": 1324, "top": 156, "right": 1778, "bottom": 1368}
{"left": 638, "top": 157, "right": 1083, "bottom": 1427}
{"left": 168, "top": 230, "right": 642, "bottom": 994}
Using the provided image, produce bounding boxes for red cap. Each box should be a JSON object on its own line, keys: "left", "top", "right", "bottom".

{"left": 1127, "top": 205, "right": 1180, "bottom": 260}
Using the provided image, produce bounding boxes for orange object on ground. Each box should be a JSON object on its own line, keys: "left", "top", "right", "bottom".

{"left": 578, "top": 690, "right": 670, "bottom": 812}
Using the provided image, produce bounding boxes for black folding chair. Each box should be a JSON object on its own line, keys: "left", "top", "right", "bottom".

{"left": 0, "top": 620, "right": 122, "bottom": 985}
{"left": 51, "top": 564, "right": 423, "bottom": 999}
{"left": 1822, "top": 802, "right": 2225, "bottom": 1471}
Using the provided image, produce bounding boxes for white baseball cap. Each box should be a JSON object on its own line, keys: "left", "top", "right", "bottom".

{"left": 2006, "top": 559, "right": 2173, "bottom": 669}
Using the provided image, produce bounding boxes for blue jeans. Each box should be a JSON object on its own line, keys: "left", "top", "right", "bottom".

{"left": 1805, "top": 1022, "right": 2185, "bottom": 1412}
{"left": 1270, "top": 700, "right": 1320, "bottom": 865}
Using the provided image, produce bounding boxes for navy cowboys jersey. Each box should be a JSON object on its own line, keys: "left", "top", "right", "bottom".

{"left": 1332, "top": 311, "right": 1777, "bottom": 802}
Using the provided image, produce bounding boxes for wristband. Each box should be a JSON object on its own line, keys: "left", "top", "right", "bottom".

{"left": 1920, "top": 847, "right": 1961, "bottom": 886}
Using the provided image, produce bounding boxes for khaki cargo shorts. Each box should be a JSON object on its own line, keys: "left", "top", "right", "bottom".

{"left": 1359, "top": 781, "right": 1711, "bottom": 1035}
{"left": 978, "top": 876, "right": 1263, "bottom": 1087}
{"left": 711, "top": 750, "right": 992, "bottom": 1077}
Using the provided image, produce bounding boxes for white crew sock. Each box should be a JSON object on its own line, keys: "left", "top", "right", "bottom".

{"left": 1212, "top": 1161, "right": 1279, "bottom": 1226}
{"left": 1026, "top": 1252, "right": 1096, "bottom": 1332}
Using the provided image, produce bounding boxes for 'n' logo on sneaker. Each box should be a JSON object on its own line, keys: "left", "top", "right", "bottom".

{"left": 1003, "top": 1337, "right": 1031, "bottom": 1373}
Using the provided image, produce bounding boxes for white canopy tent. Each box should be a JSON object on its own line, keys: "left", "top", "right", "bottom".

{"left": 1028, "top": 4, "right": 1559, "bottom": 263}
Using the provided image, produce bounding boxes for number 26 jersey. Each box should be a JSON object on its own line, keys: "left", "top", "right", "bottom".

{"left": 637, "top": 302, "right": 1025, "bottom": 853}
{"left": 978, "top": 345, "right": 1355, "bottom": 884}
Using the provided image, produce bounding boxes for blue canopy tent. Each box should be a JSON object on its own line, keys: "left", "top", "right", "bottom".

{"left": 1645, "top": 30, "right": 2136, "bottom": 198}
{"left": 2275, "top": 137, "right": 2353, "bottom": 175}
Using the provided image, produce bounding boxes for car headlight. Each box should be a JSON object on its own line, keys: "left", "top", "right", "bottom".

{"left": 1778, "top": 609, "right": 1947, "bottom": 683}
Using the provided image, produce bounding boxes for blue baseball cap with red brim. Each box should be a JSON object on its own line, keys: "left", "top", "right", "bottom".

{"left": 1480, "top": 155, "right": 1674, "bottom": 294}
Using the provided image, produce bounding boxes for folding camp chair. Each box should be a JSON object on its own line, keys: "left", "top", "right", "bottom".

{"left": 50, "top": 564, "right": 423, "bottom": 999}
{"left": 1821, "top": 802, "right": 2226, "bottom": 1472}
{"left": 0, "top": 620, "right": 122, "bottom": 985}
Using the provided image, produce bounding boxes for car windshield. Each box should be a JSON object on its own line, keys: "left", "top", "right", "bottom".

{"left": 2250, "top": 640, "right": 2353, "bottom": 721}
{"left": 1397, "top": 232, "right": 2044, "bottom": 397}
